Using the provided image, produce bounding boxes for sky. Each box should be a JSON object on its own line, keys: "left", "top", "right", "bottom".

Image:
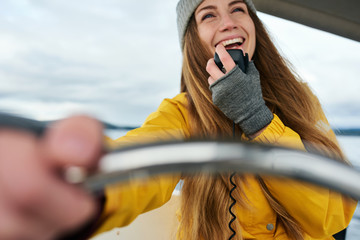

{"left": 0, "top": 0, "right": 359, "bottom": 131}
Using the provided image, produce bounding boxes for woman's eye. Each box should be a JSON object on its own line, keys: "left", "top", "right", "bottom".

{"left": 233, "top": 7, "right": 245, "bottom": 13}
{"left": 202, "top": 13, "right": 214, "bottom": 21}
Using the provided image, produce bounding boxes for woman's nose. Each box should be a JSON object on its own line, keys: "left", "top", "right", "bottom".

{"left": 219, "top": 14, "right": 237, "bottom": 31}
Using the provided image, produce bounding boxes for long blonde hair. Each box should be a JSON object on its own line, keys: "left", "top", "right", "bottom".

{"left": 178, "top": 8, "right": 347, "bottom": 240}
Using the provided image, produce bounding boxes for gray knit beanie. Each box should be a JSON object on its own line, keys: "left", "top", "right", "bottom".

{"left": 176, "top": 0, "right": 257, "bottom": 49}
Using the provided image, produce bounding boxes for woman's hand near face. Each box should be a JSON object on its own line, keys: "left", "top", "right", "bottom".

{"left": 206, "top": 44, "right": 236, "bottom": 85}
{"left": 206, "top": 45, "right": 273, "bottom": 137}
{"left": 0, "top": 116, "right": 103, "bottom": 240}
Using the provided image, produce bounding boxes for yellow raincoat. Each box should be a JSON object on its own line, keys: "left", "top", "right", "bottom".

{"left": 93, "top": 93, "right": 357, "bottom": 239}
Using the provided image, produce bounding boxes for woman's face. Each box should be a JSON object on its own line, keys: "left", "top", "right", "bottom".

{"left": 194, "top": 0, "right": 256, "bottom": 59}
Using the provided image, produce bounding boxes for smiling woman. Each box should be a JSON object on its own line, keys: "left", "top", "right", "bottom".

{"left": 194, "top": 0, "right": 256, "bottom": 59}
{"left": 0, "top": 0, "right": 359, "bottom": 240}
{"left": 172, "top": 0, "right": 356, "bottom": 239}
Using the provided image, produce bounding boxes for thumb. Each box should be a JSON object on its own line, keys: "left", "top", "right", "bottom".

{"left": 42, "top": 116, "right": 103, "bottom": 168}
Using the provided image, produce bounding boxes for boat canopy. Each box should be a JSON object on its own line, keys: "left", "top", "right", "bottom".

{"left": 253, "top": 0, "right": 360, "bottom": 42}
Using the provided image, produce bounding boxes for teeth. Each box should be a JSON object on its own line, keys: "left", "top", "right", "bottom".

{"left": 222, "top": 38, "right": 244, "bottom": 47}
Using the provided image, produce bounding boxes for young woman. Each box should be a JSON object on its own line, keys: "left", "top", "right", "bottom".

{"left": 91, "top": 0, "right": 356, "bottom": 239}
{"left": 0, "top": 0, "right": 356, "bottom": 239}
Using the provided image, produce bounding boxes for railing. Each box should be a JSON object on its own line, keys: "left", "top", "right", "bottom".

{"left": 82, "top": 140, "right": 360, "bottom": 200}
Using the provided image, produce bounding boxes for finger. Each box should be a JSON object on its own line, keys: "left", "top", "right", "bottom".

{"left": 33, "top": 178, "right": 97, "bottom": 232}
{"left": 13, "top": 164, "right": 97, "bottom": 233}
{"left": 206, "top": 58, "right": 224, "bottom": 81}
{"left": 208, "top": 76, "right": 216, "bottom": 86}
{"left": 0, "top": 130, "right": 45, "bottom": 209}
{"left": 216, "top": 44, "right": 236, "bottom": 73}
{"left": 0, "top": 191, "right": 57, "bottom": 240}
{"left": 43, "top": 115, "right": 103, "bottom": 168}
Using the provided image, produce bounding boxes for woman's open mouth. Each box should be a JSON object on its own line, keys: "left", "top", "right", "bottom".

{"left": 219, "top": 38, "right": 245, "bottom": 50}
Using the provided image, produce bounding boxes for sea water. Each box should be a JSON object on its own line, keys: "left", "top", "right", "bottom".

{"left": 338, "top": 136, "right": 360, "bottom": 239}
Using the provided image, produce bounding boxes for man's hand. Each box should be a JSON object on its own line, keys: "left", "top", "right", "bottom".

{"left": 0, "top": 116, "right": 103, "bottom": 240}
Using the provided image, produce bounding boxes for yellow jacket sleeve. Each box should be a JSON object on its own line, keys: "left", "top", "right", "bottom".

{"left": 245, "top": 114, "right": 357, "bottom": 238}
{"left": 93, "top": 93, "right": 189, "bottom": 235}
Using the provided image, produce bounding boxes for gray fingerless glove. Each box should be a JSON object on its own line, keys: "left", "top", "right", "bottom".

{"left": 209, "top": 62, "right": 273, "bottom": 136}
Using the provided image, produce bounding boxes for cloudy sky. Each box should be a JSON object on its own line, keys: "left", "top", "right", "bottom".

{"left": 1, "top": 0, "right": 359, "bottom": 132}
